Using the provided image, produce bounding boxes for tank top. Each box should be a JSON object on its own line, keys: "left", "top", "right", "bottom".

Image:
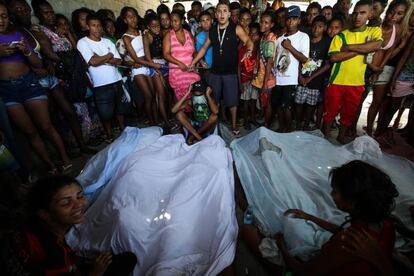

{"left": 121, "top": 33, "right": 145, "bottom": 61}
{"left": 210, "top": 21, "right": 238, "bottom": 75}
{"left": 149, "top": 33, "right": 163, "bottom": 59}
{"left": 381, "top": 24, "right": 396, "bottom": 50}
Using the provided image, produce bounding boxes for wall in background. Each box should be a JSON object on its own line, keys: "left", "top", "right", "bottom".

{"left": 29, "top": 0, "right": 157, "bottom": 19}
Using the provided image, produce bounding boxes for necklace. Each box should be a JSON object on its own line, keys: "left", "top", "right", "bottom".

{"left": 217, "top": 24, "right": 228, "bottom": 55}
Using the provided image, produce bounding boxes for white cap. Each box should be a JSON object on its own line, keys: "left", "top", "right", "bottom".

{"left": 202, "top": 2, "right": 214, "bottom": 11}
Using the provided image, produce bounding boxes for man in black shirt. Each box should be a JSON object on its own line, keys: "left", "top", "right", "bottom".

{"left": 192, "top": 1, "right": 253, "bottom": 135}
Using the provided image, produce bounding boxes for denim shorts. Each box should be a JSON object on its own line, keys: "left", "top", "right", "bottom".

{"left": 93, "top": 81, "right": 129, "bottom": 121}
{"left": 38, "top": 75, "right": 60, "bottom": 90}
{"left": 0, "top": 71, "right": 47, "bottom": 106}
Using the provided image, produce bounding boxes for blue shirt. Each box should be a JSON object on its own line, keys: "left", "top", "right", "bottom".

{"left": 196, "top": 31, "right": 213, "bottom": 68}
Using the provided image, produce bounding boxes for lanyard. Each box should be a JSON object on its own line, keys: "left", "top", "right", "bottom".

{"left": 217, "top": 24, "right": 227, "bottom": 55}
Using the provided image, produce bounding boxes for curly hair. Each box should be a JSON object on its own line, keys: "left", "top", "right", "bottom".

{"left": 330, "top": 160, "right": 399, "bottom": 223}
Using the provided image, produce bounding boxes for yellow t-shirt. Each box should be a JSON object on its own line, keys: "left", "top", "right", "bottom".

{"left": 328, "top": 26, "right": 383, "bottom": 86}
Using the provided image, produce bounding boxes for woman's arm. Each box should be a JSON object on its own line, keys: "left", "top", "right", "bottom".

{"left": 123, "top": 35, "right": 160, "bottom": 68}
{"left": 162, "top": 32, "right": 188, "bottom": 71}
{"left": 236, "top": 25, "right": 253, "bottom": 53}
{"left": 285, "top": 209, "right": 341, "bottom": 233}
{"left": 15, "top": 37, "right": 42, "bottom": 68}
{"left": 143, "top": 32, "right": 153, "bottom": 63}
{"left": 261, "top": 57, "right": 274, "bottom": 91}
{"left": 31, "top": 29, "right": 60, "bottom": 62}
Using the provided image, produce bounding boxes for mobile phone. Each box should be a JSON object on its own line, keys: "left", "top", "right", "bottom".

{"left": 9, "top": 41, "right": 20, "bottom": 48}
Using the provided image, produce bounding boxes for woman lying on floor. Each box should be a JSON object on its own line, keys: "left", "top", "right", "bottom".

{"left": 240, "top": 160, "right": 406, "bottom": 275}
{"left": 6, "top": 175, "right": 137, "bottom": 275}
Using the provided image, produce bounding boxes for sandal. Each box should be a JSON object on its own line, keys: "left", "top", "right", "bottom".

{"left": 62, "top": 163, "right": 73, "bottom": 173}
{"left": 232, "top": 129, "right": 240, "bottom": 136}
{"left": 48, "top": 168, "right": 58, "bottom": 175}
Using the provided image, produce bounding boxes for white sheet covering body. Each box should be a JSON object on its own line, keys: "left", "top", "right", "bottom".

{"left": 76, "top": 126, "right": 163, "bottom": 202}
{"left": 67, "top": 134, "right": 238, "bottom": 275}
{"left": 231, "top": 127, "right": 414, "bottom": 261}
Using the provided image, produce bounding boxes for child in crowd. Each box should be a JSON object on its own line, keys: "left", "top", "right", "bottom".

{"left": 273, "top": 7, "right": 286, "bottom": 37}
{"left": 301, "top": 2, "right": 322, "bottom": 35}
{"left": 252, "top": 13, "right": 277, "bottom": 128}
{"left": 77, "top": 14, "right": 125, "bottom": 143}
{"left": 323, "top": 0, "right": 383, "bottom": 144}
{"left": 295, "top": 15, "right": 331, "bottom": 131}
{"left": 122, "top": 7, "right": 162, "bottom": 126}
{"left": 103, "top": 18, "right": 118, "bottom": 45}
{"left": 276, "top": 160, "right": 398, "bottom": 275}
{"left": 239, "top": 22, "right": 260, "bottom": 129}
{"left": 273, "top": 6, "right": 309, "bottom": 132}
{"left": 369, "top": 0, "right": 388, "bottom": 27}
{"left": 326, "top": 16, "right": 344, "bottom": 39}
{"left": 172, "top": 81, "right": 219, "bottom": 144}
{"left": 189, "top": 1, "right": 202, "bottom": 35}
{"left": 71, "top": 7, "right": 92, "bottom": 39}
{"left": 239, "top": 8, "right": 252, "bottom": 37}
{"left": 158, "top": 9, "right": 171, "bottom": 37}
{"left": 322, "top": 5, "right": 333, "bottom": 21}
{"left": 196, "top": 10, "right": 213, "bottom": 83}
{"left": 241, "top": 160, "right": 399, "bottom": 275}
{"left": 230, "top": 1, "right": 241, "bottom": 24}
{"left": 143, "top": 13, "right": 173, "bottom": 131}
{"left": 6, "top": 175, "right": 137, "bottom": 275}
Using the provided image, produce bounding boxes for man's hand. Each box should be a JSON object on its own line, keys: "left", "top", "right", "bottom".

{"left": 284, "top": 209, "right": 311, "bottom": 220}
{"left": 281, "top": 39, "right": 292, "bottom": 50}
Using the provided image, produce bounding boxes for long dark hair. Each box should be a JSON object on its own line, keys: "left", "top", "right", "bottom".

{"left": 71, "top": 7, "right": 92, "bottom": 36}
{"left": 330, "top": 160, "right": 399, "bottom": 224}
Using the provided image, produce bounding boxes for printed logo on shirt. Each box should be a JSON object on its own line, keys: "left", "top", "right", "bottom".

{"left": 276, "top": 48, "right": 290, "bottom": 74}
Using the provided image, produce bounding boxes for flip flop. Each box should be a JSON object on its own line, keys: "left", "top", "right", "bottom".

{"left": 232, "top": 129, "right": 240, "bottom": 136}
{"left": 47, "top": 168, "right": 58, "bottom": 175}
{"left": 62, "top": 163, "right": 73, "bottom": 173}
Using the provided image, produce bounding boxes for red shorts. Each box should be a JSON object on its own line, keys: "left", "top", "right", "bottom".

{"left": 323, "top": 84, "right": 365, "bottom": 127}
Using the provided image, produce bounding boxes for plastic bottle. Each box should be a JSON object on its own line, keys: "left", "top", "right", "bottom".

{"left": 244, "top": 206, "right": 254, "bottom": 225}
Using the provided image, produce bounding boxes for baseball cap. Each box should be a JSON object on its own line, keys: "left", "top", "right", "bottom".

{"left": 191, "top": 81, "right": 207, "bottom": 93}
{"left": 285, "top": 5, "right": 301, "bottom": 18}
{"left": 203, "top": 2, "right": 215, "bottom": 11}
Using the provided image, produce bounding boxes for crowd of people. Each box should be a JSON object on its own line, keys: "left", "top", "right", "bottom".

{"left": 0, "top": 0, "right": 414, "bottom": 275}
{"left": 1, "top": 0, "right": 414, "bottom": 179}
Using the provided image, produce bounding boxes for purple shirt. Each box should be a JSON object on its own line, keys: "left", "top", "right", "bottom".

{"left": 0, "top": 31, "right": 34, "bottom": 63}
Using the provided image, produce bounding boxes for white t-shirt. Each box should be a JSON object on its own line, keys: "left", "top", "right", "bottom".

{"left": 274, "top": 31, "right": 310, "bottom": 86}
{"left": 77, "top": 37, "right": 122, "bottom": 88}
